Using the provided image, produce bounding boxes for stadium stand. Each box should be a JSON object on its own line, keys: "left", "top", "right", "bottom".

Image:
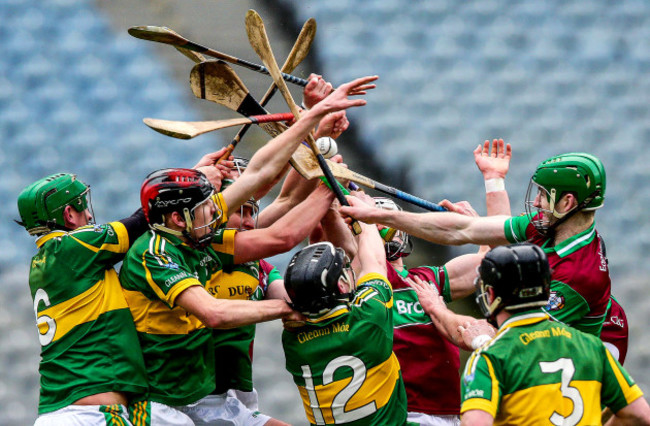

{"left": 2, "top": 0, "right": 650, "bottom": 423}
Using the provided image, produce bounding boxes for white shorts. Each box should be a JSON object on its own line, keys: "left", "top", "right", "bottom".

{"left": 407, "top": 412, "right": 460, "bottom": 426}
{"left": 176, "top": 393, "right": 271, "bottom": 426}
{"left": 129, "top": 401, "right": 194, "bottom": 426}
{"left": 34, "top": 404, "right": 131, "bottom": 426}
{"left": 226, "top": 389, "right": 260, "bottom": 411}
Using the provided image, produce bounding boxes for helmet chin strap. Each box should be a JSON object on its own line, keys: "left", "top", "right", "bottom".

{"left": 546, "top": 189, "right": 600, "bottom": 238}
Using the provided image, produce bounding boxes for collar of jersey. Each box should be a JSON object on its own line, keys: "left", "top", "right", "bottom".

{"left": 304, "top": 303, "right": 350, "bottom": 324}
{"left": 395, "top": 266, "right": 409, "bottom": 279}
{"left": 35, "top": 231, "right": 67, "bottom": 248}
{"left": 498, "top": 310, "right": 549, "bottom": 333}
{"left": 541, "top": 222, "right": 596, "bottom": 258}
{"left": 154, "top": 229, "right": 191, "bottom": 247}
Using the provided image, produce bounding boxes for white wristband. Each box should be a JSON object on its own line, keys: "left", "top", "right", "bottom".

{"left": 471, "top": 334, "right": 492, "bottom": 350}
{"left": 484, "top": 178, "right": 505, "bottom": 193}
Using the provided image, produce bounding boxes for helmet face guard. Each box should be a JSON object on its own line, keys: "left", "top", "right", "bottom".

{"left": 17, "top": 173, "right": 95, "bottom": 235}
{"left": 234, "top": 199, "right": 260, "bottom": 231}
{"left": 525, "top": 153, "right": 605, "bottom": 237}
{"left": 474, "top": 243, "right": 551, "bottom": 325}
{"left": 373, "top": 197, "right": 412, "bottom": 261}
{"left": 140, "top": 168, "right": 221, "bottom": 249}
{"left": 284, "top": 242, "right": 355, "bottom": 316}
{"left": 220, "top": 157, "right": 260, "bottom": 232}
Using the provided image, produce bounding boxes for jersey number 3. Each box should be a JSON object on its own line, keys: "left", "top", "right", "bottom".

{"left": 302, "top": 355, "right": 378, "bottom": 424}
{"left": 539, "top": 358, "right": 584, "bottom": 426}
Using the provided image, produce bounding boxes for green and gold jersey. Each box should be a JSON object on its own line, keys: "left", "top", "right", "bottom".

{"left": 29, "top": 223, "right": 148, "bottom": 414}
{"left": 461, "top": 312, "right": 643, "bottom": 425}
{"left": 205, "top": 258, "right": 270, "bottom": 394}
{"left": 282, "top": 273, "right": 408, "bottom": 426}
{"left": 119, "top": 228, "right": 236, "bottom": 406}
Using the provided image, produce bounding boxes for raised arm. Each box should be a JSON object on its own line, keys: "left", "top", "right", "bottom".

{"left": 410, "top": 275, "right": 494, "bottom": 350}
{"left": 475, "top": 138, "right": 512, "bottom": 216}
{"left": 223, "top": 75, "right": 377, "bottom": 214}
{"left": 346, "top": 195, "right": 386, "bottom": 278}
{"left": 233, "top": 184, "right": 335, "bottom": 264}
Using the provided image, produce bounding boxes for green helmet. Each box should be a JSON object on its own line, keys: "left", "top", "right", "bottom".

{"left": 17, "top": 173, "right": 91, "bottom": 236}
{"left": 530, "top": 152, "right": 606, "bottom": 211}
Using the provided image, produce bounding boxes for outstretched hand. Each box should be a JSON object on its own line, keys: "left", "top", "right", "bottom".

{"left": 438, "top": 199, "right": 479, "bottom": 217}
{"left": 474, "top": 138, "right": 511, "bottom": 179}
{"left": 312, "top": 75, "right": 378, "bottom": 116}
{"left": 193, "top": 147, "right": 235, "bottom": 190}
{"left": 302, "top": 74, "right": 333, "bottom": 109}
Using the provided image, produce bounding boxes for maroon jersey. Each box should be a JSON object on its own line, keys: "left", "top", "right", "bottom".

{"left": 601, "top": 296, "right": 629, "bottom": 364}
{"left": 388, "top": 261, "right": 461, "bottom": 415}
{"left": 505, "top": 214, "right": 611, "bottom": 336}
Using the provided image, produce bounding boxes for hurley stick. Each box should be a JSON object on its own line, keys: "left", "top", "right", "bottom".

{"left": 191, "top": 61, "right": 445, "bottom": 211}
{"left": 217, "top": 17, "right": 316, "bottom": 163}
{"left": 143, "top": 113, "right": 295, "bottom": 139}
{"left": 245, "top": 9, "right": 362, "bottom": 234}
{"left": 129, "top": 25, "right": 309, "bottom": 86}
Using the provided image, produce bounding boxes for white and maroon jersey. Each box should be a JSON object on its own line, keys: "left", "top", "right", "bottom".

{"left": 387, "top": 261, "right": 461, "bottom": 415}
{"left": 505, "top": 214, "right": 611, "bottom": 336}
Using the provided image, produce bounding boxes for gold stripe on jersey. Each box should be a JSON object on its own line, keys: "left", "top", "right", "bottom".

{"left": 123, "top": 286, "right": 205, "bottom": 335}
{"left": 298, "top": 352, "right": 401, "bottom": 424}
{"left": 461, "top": 355, "right": 501, "bottom": 416}
{"left": 37, "top": 270, "right": 127, "bottom": 342}
{"left": 476, "top": 382, "right": 602, "bottom": 425}
{"left": 606, "top": 350, "right": 644, "bottom": 404}
{"left": 213, "top": 192, "right": 229, "bottom": 225}
{"left": 142, "top": 233, "right": 200, "bottom": 307}
{"left": 34, "top": 221, "right": 128, "bottom": 252}
{"left": 358, "top": 272, "right": 392, "bottom": 289}
{"left": 36, "top": 231, "right": 66, "bottom": 248}
{"left": 356, "top": 273, "right": 393, "bottom": 309}
{"left": 205, "top": 269, "right": 260, "bottom": 300}
{"left": 210, "top": 227, "right": 236, "bottom": 254}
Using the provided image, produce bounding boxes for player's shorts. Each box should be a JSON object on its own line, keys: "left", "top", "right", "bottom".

{"left": 176, "top": 393, "right": 271, "bottom": 426}
{"left": 128, "top": 401, "right": 194, "bottom": 426}
{"left": 34, "top": 404, "right": 131, "bottom": 426}
{"left": 407, "top": 411, "right": 460, "bottom": 426}
{"left": 226, "top": 388, "right": 260, "bottom": 411}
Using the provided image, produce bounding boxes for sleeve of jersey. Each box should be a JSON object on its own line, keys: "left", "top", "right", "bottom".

{"left": 259, "top": 259, "right": 281, "bottom": 293}
{"left": 461, "top": 353, "right": 500, "bottom": 417}
{"left": 267, "top": 266, "right": 282, "bottom": 284}
{"left": 210, "top": 228, "right": 237, "bottom": 266}
{"left": 416, "top": 266, "right": 451, "bottom": 303}
{"left": 543, "top": 281, "right": 590, "bottom": 326}
{"left": 600, "top": 346, "right": 644, "bottom": 412}
{"left": 67, "top": 222, "right": 130, "bottom": 263}
{"left": 140, "top": 245, "right": 202, "bottom": 308}
{"left": 503, "top": 214, "right": 532, "bottom": 243}
{"left": 213, "top": 192, "right": 229, "bottom": 225}
{"left": 357, "top": 273, "right": 393, "bottom": 304}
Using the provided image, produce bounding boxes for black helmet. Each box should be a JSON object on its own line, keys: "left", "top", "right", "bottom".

{"left": 140, "top": 168, "right": 222, "bottom": 248}
{"left": 284, "top": 242, "right": 355, "bottom": 316}
{"left": 475, "top": 243, "right": 551, "bottom": 324}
